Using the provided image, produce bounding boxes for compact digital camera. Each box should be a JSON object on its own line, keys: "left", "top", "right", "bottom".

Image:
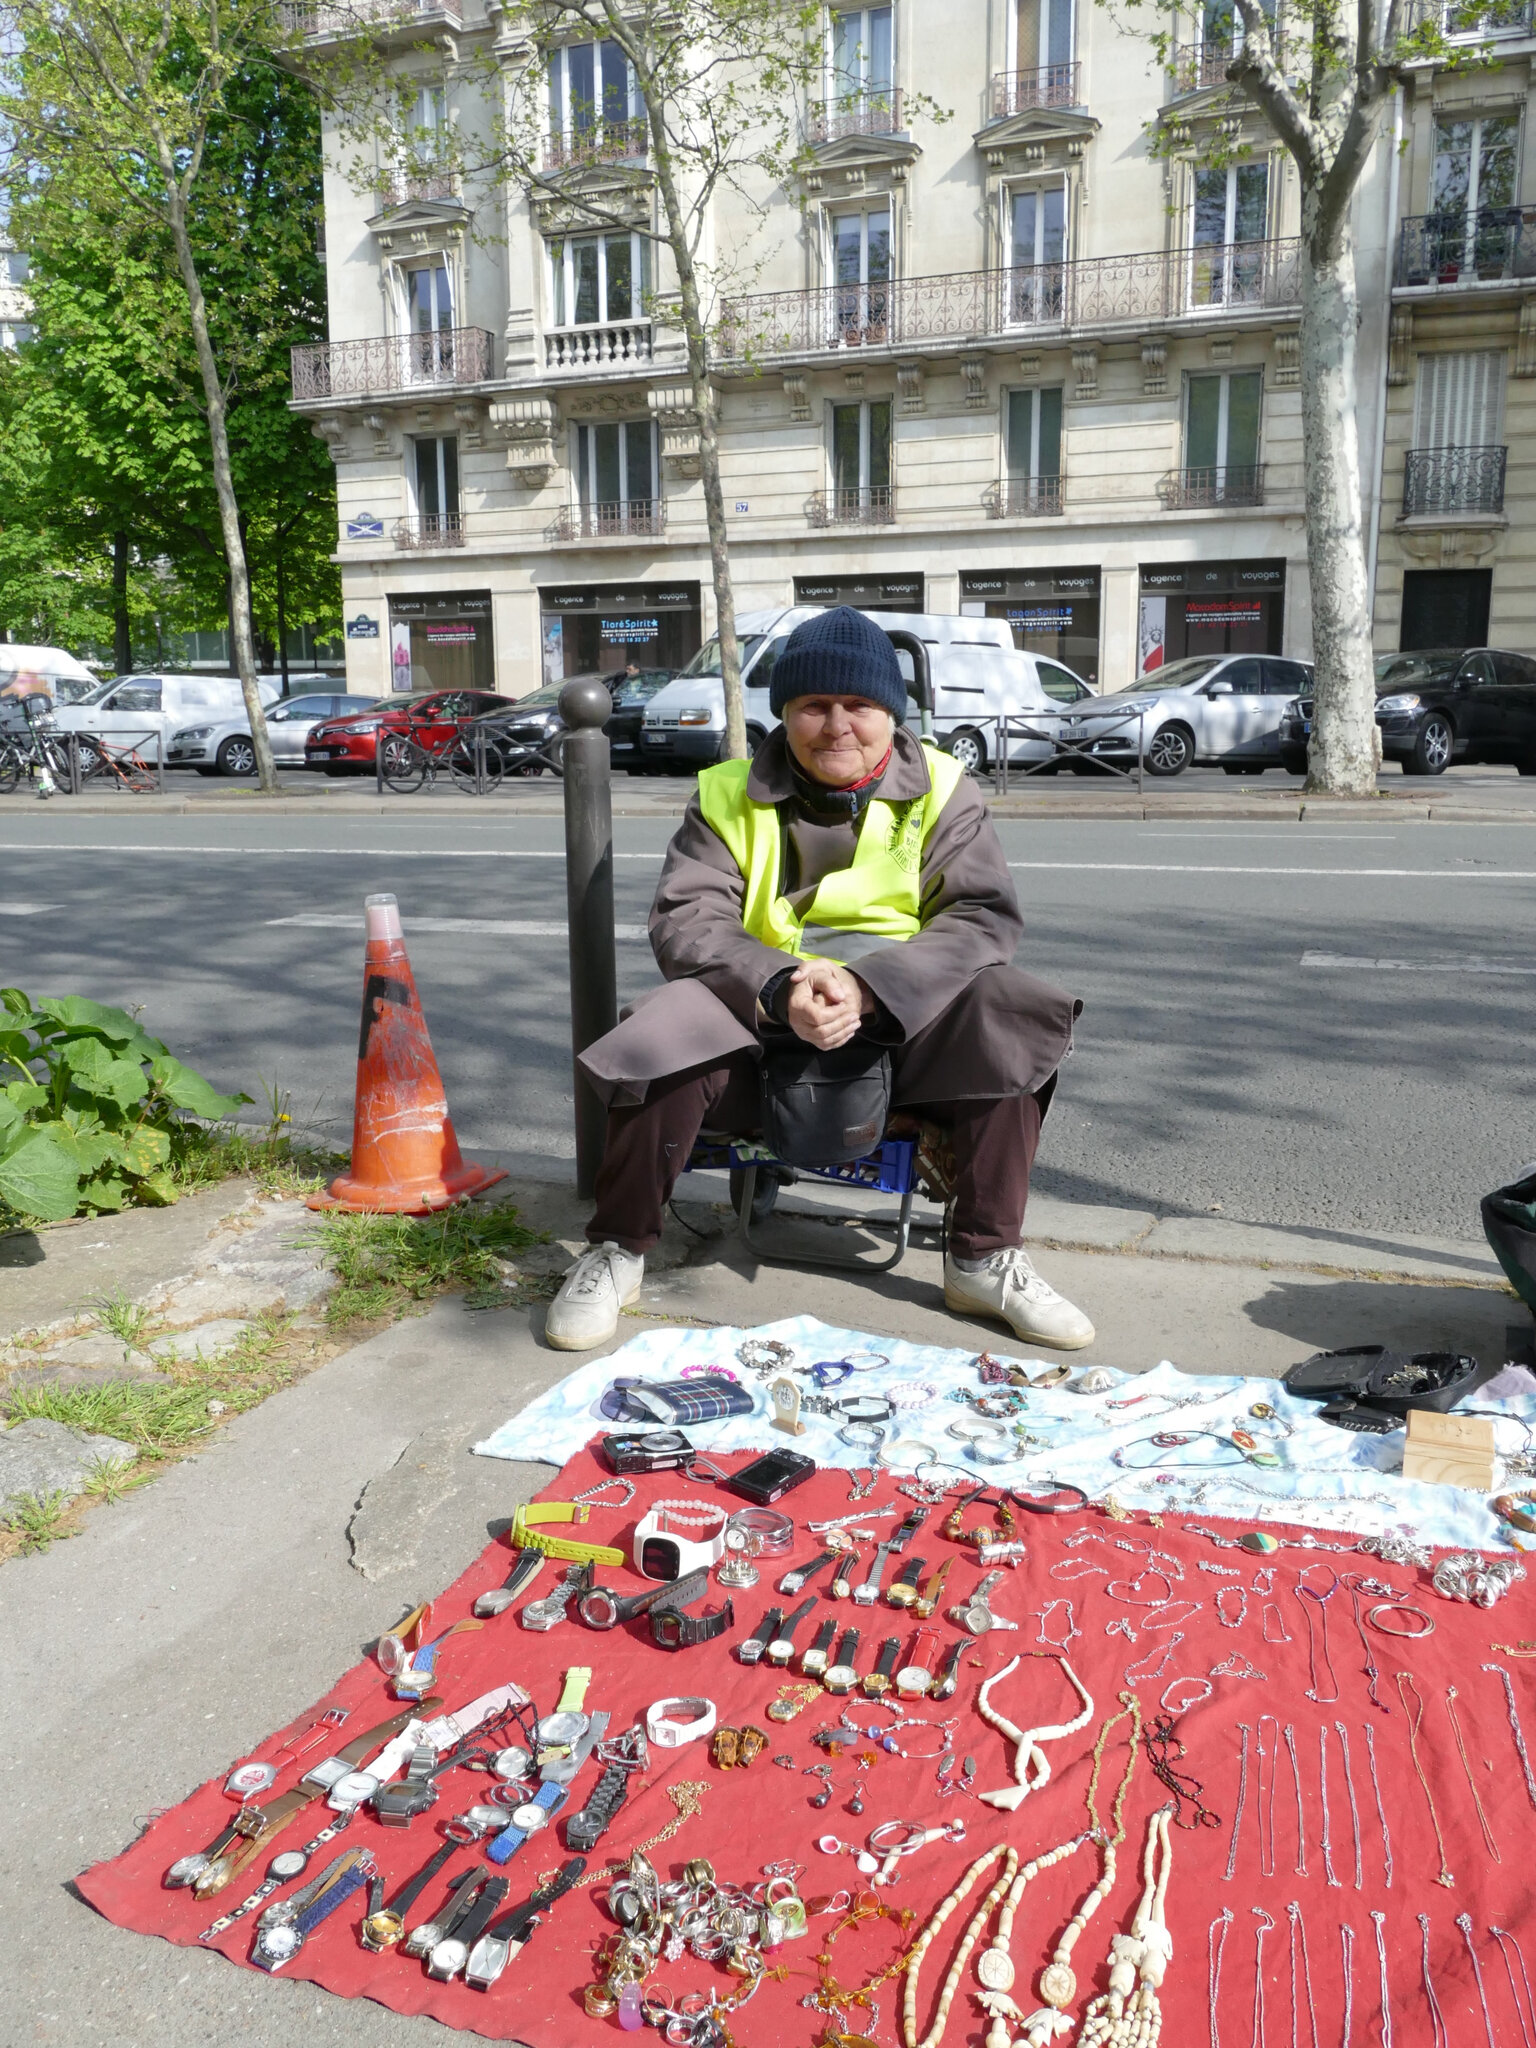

{"left": 599, "top": 1429, "right": 696, "bottom": 1476}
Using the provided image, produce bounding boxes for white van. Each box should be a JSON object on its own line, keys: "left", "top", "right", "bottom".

{"left": 52, "top": 672, "right": 282, "bottom": 748}
{"left": 637, "top": 607, "right": 1095, "bottom": 774}
{"left": 0, "top": 644, "right": 101, "bottom": 705}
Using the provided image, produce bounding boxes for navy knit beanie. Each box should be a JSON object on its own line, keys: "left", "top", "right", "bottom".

{"left": 768, "top": 605, "right": 906, "bottom": 722}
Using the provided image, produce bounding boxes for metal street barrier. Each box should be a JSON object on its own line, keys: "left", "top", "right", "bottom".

{"left": 65, "top": 727, "right": 165, "bottom": 795}
{"left": 559, "top": 678, "right": 618, "bottom": 1198}
{"left": 990, "top": 706, "right": 1147, "bottom": 795}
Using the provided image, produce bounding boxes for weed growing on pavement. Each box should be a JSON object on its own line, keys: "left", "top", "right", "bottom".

{"left": 3, "top": 1487, "right": 72, "bottom": 1552}
{"left": 308, "top": 1202, "right": 545, "bottom": 1327}
{"left": 167, "top": 1121, "right": 345, "bottom": 1204}
{"left": 90, "top": 1288, "right": 160, "bottom": 1351}
{"left": 80, "top": 1455, "right": 151, "bottom": 1506}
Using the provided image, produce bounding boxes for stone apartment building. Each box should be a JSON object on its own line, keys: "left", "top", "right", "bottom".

{"left": 291, "top": 0, "right": 1417, "bottom": 703}
{"left": 0, "top": 243, "right": 32, "bottom": 352}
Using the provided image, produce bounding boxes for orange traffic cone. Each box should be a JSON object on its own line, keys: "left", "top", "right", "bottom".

{"left": 308, "top": 894, "right": 507, "bottom": 1214}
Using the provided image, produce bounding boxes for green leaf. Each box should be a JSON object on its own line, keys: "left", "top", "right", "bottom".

{"left": 37, "top": 995, "right": 160, "bottom": 1049}
{"left": 0, "top": 1095, "right": 23, "bottom": 1146}
{"left": 0, "top": 988, "right": 34, "bottom": 1018}
{"left": 46, "top": 1122, "right": 124, "bottom": 1174}
{"left": 134, "top": 1168, "right": 179, "bottom": 1207}
{"left": 147, "top": 1054, "right": 248, "bottom": 1121}
{"left": 119, "top": 1124, "right": 171, "bottom": 1175}
{"left": 4, "top": 1080, "right": 48, "bottom": 1113}
{"left": 79, "top": 1173, "right": 129, "bottom": 1213}
{"left": 61, "top": 1036, "right": 150, "bottom": 1110}
{"left": 0, "top": 1128, "right": 83, "bottom": 1221}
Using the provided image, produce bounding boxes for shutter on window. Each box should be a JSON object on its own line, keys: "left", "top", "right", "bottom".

{"left": 1413, "top": 350, "right": 1505, "bottom": 449}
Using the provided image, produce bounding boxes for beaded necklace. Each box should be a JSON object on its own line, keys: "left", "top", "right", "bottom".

{"left": 1077, "top": 1804, "right": 1176, "bottom": 2048}
{"left": 800, "top": 1889, "right": 917, "bottom": 2046}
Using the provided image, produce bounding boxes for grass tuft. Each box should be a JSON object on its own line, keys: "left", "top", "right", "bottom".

{"left": 305, "top": 1203, "right": 545, "bottom": 1328}
{"left": 90, "top": 1289, "right": 160, "bottom": 1350}
{"left": 3, "top": 1488, "right": 73, "bottom": 1553}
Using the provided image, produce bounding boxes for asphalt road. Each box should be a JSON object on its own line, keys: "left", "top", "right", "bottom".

{"left": 3, "top": 806, "right": 1534, "bottom": 1241}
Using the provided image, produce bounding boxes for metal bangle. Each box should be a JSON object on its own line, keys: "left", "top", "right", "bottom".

{"left": 1367, "top": 1602, "right": 1435, "bottom": 1638}
{"left": 878, "top": 1439, "right": 939, "bottom": 1471}
{"left": 727, "top": 1507, "right": 795, "bottom": 1555}
{"left": 866, "top": 1819, "right": 927, "bottom": 1856}
{"left": 1009, "top": 1481, "right": 1091, "bottom": 1515}
{"left": 837, "top": 1421, "right": 887, "bottom": 1452}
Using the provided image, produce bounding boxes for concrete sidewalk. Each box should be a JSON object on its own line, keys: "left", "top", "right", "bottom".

{"left": 0, "top": 1166, "right": 1526, "bottom": 2046}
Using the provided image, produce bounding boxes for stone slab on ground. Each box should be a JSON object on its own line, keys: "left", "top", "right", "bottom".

{"left": 26, "top": 1333, "right": 158, "bottom": 1370}
{"left": 148, "top": 1318, "right": 254, "bottom": 1363}
{"left": 141, "top": 1196, "right": 333, "bottom": 1324}
{"left": 347, "top": 1418, "right": 465, "bottom": 1582}
{"left": 0, "top": 1416, "right": 137, "bottom": 1513}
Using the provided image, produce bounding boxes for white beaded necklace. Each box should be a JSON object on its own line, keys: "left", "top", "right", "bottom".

{"left": 975, "top": 1652, "right": 1094, "bottom": 1812}
{"left": 1077, "top": 1803, "right": 1176, "bottom": 2048}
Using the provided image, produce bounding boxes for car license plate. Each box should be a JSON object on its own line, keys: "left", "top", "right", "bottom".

{"left": 643, "top": 733, "right": 666, "bottom": 746}
{"left": 1302, "top": 720, "right": 1312, "bottom": 736}
{"left": 1064, "top": 722, "right": 1085, "bottom": 740}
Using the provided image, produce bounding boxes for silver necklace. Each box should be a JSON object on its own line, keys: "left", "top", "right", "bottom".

{"left": 1294, "top": 1567, "right": 1340, "bottom": 1704}
{"left": 1371, "top": 1910, "right": 1393, "bottom": 2048}
{"left": 1317, "top": 1727, "right": 1339, "bottom": 1888}
{"left": 1250, "top": 1908, "right": 1274, "bottom": 2048}
{"left": 1419, "top": 1916, "right": 1450, "bottom": 2048}
{"left": 1458, "top": 1914, "right": 1500, "bottom": 2048}
{"left": 1282, "top": 1722, "right": 1307, "bottom": 1877}
{"left": 1224, "top": 1725, "right": 1249, "bottom": 1883}
{"left": 1255, "top": 1716, "right": 1277, "bottom": 1879}
{"left": 1124, "top": 1632, "right": 1181, "bottom": 1685}
{"left": 1286, "top": 1902, "right": 1318, "bottom": 2048}
{"left": 1482, "top": 1661, "right": 1536, "bottom": 1811}
{"left": 1036, "top": 1598, "right": 1079, "bottom": 1649}
{"left": 1361, "top": 1722, "right": 1392, "bottom": 1888}
{"left": 1262, "top": 1602, "right": 1291, "bottom": 1644}
{"left": 1339, "top": 1924, "right": 1355, "bottom": 2048}
{"left": 1491, "top": 1925, "right": 1536, "bottom": 2048}
{"left": 1209, "top": 1906, "right": 1234, "bottom": 2048}
{"left": 1332, "top": 1722, "right": 1363, "bottom": 1891}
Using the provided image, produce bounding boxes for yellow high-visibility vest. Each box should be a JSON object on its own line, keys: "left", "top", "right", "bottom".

{"left": 696, "top": 744, "right": 965, "bottom": 961}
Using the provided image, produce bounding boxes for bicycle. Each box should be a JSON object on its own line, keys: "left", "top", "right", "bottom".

{"left": 379, "top": 717, "right": 504, "bottom": 796}
{"left": 0, "top": 698, "right": 72, "bottom": 795}
{"left": 73, "top": 732, "right": 160, "bottom": 795}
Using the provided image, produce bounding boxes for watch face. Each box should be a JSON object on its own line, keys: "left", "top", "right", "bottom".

{"left": 376, "top": 1632, "right": 409, "bottom": 1676}
{"left": 493, "top": 1747, "right": 534, "bottom": 1782}
{"left": 428, "top": 1939, "right": 469, "bottom": 1979}
{"left": 269, "top": 1851, "right": 308, "bottom": 1880}
{"left": 802, "top": 1651, "right": 828, "bottom": 1675}
{"left": 824, "top": 1665, "right": 856, "bottom": 1691}
{"left": 640, "top": 1536, "right": 685, "bottom": 1581}
{"left": 511, "top": 1801, "right": 550, "bottom": 1832}
{"left": 260, "top": 1926, "right": 301, "bottom": 1962}
{"left": 536, "top": 1711, "right": 587, "bottom": 1746}
{"left": 895, "top": 1666, "right": 932, "bottom": 1695}
{"left": 226, "top": 1762, "right": 277, "bottom": 1798}
{"left": 329, "top": 1771, "right": 378, "bottom": 1808}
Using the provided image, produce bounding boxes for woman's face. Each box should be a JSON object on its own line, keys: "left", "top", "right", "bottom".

{"left": 783, "top": 696, "right": 895, "bottom": 787}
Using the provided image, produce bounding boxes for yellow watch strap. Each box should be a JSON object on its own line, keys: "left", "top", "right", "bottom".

{"left": 557, "top": 1667, "right": 592, "bottom": 1713}
{"left": 519, "top": 1502, "right": 591, "bottom": 1528}
{"left": 509, "top": 1504, "right": 625, "bottom": 1567}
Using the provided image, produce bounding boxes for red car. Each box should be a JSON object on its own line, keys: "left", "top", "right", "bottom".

{"left": 304, "top": 689, "right": 508, "bottom": 774}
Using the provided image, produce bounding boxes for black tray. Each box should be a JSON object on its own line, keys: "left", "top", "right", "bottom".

{"left": 1285, "top": 1345, "right": 1478, "bottom": 1416}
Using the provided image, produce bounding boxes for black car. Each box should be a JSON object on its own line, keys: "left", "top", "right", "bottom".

{"left": 471, "top": 669, "right": 675, "bottom": 775}
{"left": 605, "top": 668, "right": 676, "bottom": 773}
{"left": 1279, "top": 648, "right": 1536, "bottom": 777}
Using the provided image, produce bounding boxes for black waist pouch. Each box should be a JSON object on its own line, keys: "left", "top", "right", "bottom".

{"left": 760, "top": 1036, "right": 892, "bottom": 1168}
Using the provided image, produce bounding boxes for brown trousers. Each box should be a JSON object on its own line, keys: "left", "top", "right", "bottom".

{"left": 587, "top": 1054, "right": 1047, "bottom": 1260}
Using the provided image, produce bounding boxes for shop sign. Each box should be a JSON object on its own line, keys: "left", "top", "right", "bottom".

{"left": 962, "top": 569, "right": 1101, "bottom": 602}
{"left": 540, "top": 584, "right": 698, "bottom": 614}
{"left": 793, "top": 576, "right": 923, "bottom": 607}
{"left": 345, "top": 614, "right": 380, "bottom": 640}
{"left": 389, "top": 591, "right": 492, "bottom": 617}
{"left": 345, "top": 513, "right": 385, "bottom": 541}
{"left": 1186, "top": 601, "right": 1263, "bottom": 628}
{"left": 426, "top": 622, "right": 479, "bottom": 644}
{"left": 1139, "top": 560, "right": 1286, "bottom": 595}
{"left": 1007, "top": 607, "right": 1074, "bottom": 630}
{"left": 601, "top": 617, "right": 659, "bottom": 644}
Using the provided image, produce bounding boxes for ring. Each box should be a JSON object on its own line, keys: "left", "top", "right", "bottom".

{"left": 1367, "top": 1602, "right": 1435, "bottom": 1638}
{"left": 878, "top": 1439, "right": 939, "bottom": 1471}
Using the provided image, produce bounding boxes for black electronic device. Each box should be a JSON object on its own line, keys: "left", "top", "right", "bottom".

{"left": 1318, "top": 1398, "right": 1401, "bottom": 1436}
{"left": 599, "top": 1429, "right": 695, "bottom": 1477}
{"left": 725, "top": 1447, "right": 817, "bottom": 1506}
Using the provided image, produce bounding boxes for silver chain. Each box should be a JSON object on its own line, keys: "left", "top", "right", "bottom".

{"left": 1224, "top": 1725, "right": 1249, "bottom": 1884}
{"left": 1208, "top": 1906, "right": 1234, "bottom": 2048}
{"left": 1482, "top": 1661, "right": 1536, "bottom": 1811}
{"left": 1371, "top": 1910, "right": 1393, "bottom": 2048}
{"left": 1283, "top": 1723, "right": 1307, "bottom": 1878}
{"left": 1420, "top": 1916, "right": 1450, "bottom": 2048}
{"left": 1362, "top": 1722, "right": 1392, "bottom": 1888}
{"left": 1286, "top": 1902, "right": 1319, "bottom": 2048}
{"left": 1318, "top": 1727, "right": 1339, "bottom": 1889}
{"left": 1339, "top": 1924, "right": 1355, "bottom": 2048}
{"left": 1458, "top": 1914, "right": 1500, "bottom": 2048}
{"left": 1332, "top": 1722, "right": 1363, "bottom": 1891}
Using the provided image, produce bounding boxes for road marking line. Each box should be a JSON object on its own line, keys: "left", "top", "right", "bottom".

{"left": 267, "top": 914, "right": 650, "bottom": 938}
{"left": 0, "top": 843, "right": 660, "bottom": 859}
{"left": 0, "top": 904, "right": 50, "bottom": 915}
{"left": 1301, "top": 951, "right": 1536, "bottom": 975}
{"left": 1005, "top": 862, "right": 1536, "bottom": 879}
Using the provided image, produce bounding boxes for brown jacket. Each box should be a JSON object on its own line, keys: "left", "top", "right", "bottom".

{"left": 579, "top": 727, "right": 1079, "bottom": 1107}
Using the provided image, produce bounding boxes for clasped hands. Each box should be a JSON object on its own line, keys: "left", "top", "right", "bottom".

{"left": 782, "top": 958, "right": 875, "bottom": 1051}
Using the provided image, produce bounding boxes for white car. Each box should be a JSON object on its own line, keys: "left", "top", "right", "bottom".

{"left": 167, "top": 690, "right": 380, "bottom": 776}
{"left": 1061, "top": 654, "right": 1315, "bottom": 777}
{"left": 52, "top": 673, "right": 284, "bottom": 758}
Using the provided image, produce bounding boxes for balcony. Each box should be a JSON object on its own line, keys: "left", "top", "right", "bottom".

{"left": 393, "top": 513, "right": 464, "bottom": 550}
{"left": 543, "top": 120, "right": 649, "bottom": 172}
{"left": 806, "top": 90, "right": 906, "bottom": 143}
{"left": 543, "top": 321, "right": 653, "bottom": 373}
{"left": 806, "top": 486, "right": 895, "bottom": 527}
{"left": 1401, "top": 0, "right": 1532, "bottom": 33}
{"left": 718, "top": 239, "right": 1301, "bottom": 361}
{"left": 989, "top": 64, "right": 1082, "bottom": 115}
{"left": 291, "top": 327, "right": 494, "bottom": 402}
{"left": 983, "top": 476, "right": 1064, "bottom": 517}
{"left": 546, "top": 501, "right": 667, "bottom": 542}
{"left": 1402, "top": 444, "right": 1507, "bottom": 517}
{"left": 1158, "top": 465, "right": 1266, "bottom": 509}
{"left": 375, "top": 169, "right": 458, "bottom": 210}
{"left": 1396, "top": 207, "right": 1536, "bottom": 287}
{"left": 277, "top": 0, "right": 459, "bottom": 38}
{"left": 1170, "top": 38, "right": 1243, "bottom": 90}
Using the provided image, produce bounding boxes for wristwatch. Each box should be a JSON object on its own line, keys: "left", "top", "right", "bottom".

{"left": 646, "top": 1696, "right": 717, "bottom": 1748}
{"left": 248, "top": 1849, "right": 374, "bottom": 1972}
{"left": 521, "top": 1561, "right": 593, "bottom": 1633}
{"left": 863, "top": 1636, "right": 902, "bottom": 1698}
{"left": 778, "top": 1550, "right": 838, "bottom": 1596}
{"left": 767, "top": 1597, "right": 820, "bottom": 1667}
{"left": 564, "top": 1756, "right": 635, "bottom": 1851}
{"left": 930, "top": 1636, "right": 966, "bottom": 1702}
{"left": 374, "top": 1745, "right": 446, "bottom": 1828}
{"left": 633, "top": 1499, "right": 730, "bottom": 1581}
{"left": 895, "top": 1626, "right": 943, "bottom": 1699}
{"left": 361, "top": 1839, "right": 460, "bottom": 1952}
{"left": 465, "top": 1857, "right": 586, "bottom": 1991}
{"left": 801, "top": 1617, "right": 839, "bottom": 1678}
{"left": 487, "top": 1779, "right": 568, "bottom": 1865}
{"left": 955, "top": 1569, "right": 1011, "bottom": 1636}
{"left": 198, "top": 1808, "right": 356, "bottom": 1943}
{"left": 853, "top": 1541, "right": 895, "bottom": 1608}
{"left": 830, "top": 1549, "right": 860, "bottom": 1601}
{"left": 536, "top": 1669, "right": 593, "bottom": 1754}
{"left": 650, "top": 1593, "right": 735, "bottom": 1649}
{"left": 887, "top": 1555, "right": 927, "bottom": 1609}
{"left": 474, "top": 1546, "right": 547, "bottom": 1618}
{"left": 427, "top": 1875, "right": 510, "bottom": 1982}
{"left": 889, "top": 1508, "right": 930, "bottom": 1552}
{"left": 510, "top": 1500, "right": 626, "bottom": 1567}
{"left": 578, "top": 1566, "right": 709, "bottom": 1631}
{"left": 823, "top": 1628, "right": 863, "bottom": 1695}
{"left": 913, "top": 1558, "right": 952, "bottom": 1620}
{"left": 402, "top": 1866, "right": 482, "bottom": 1958}
{"left": 739, "top": 1606, "right": 784, "bottom": 1667}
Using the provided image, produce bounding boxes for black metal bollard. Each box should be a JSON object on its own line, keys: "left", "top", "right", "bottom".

{"left": 558, "top": 678, "right": 618, "bottom": 1199}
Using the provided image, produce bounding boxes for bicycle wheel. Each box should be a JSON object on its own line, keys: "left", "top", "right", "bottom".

{"left": 39, "top": 737, "right": 74, "bottom": 788}
{"left": 380, "top": 733, "right": 430, "bottom": 794}
{"left": 117, "top": 750, "right": 159, "bottom": 794}
{"left": 448, "top": 737, "right": 503, "bottom": 795}
{"left": 73, "top": 735, "right": 112, "bottom": 783}
{"left": 0, "top": 742, "right": 22, "bottom": 795}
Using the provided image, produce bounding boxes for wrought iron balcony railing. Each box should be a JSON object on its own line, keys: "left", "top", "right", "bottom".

{"left": 806, "top": 90, "right": 905, "bottom": 142}
{"left": 990, "top": 64, "right": 1082, "bottom": 115}
{"left": 1396, "top": 207, "right": 1536, "bottom": 286}
{"left": 1158, "top": 464, "right": 1266, "bottom": 509}
{"left": 393, "top": 513, "right": 465, "bottom": 550}
{"left": 718, "top": 240, "right": 1300, "bottom": 359}
{"left": 543, "top": 120, "right": 649, "bottom": 172}
{"left": 1401, "top": 0, "right": 1532, "bottom": 33}
{"left": 984, "top": 476, "right": 1065, "bottom": 517}
{"left": 1402, "top": 444, "right": 1507, "bottom": 516}
{"left": 547, "top": 500, "right": 667, "bottom": 541}
{"left": 376, "top": 168, "right": 458, "bottom": 209}
{"left": 806, "top": 486, "right": 895, "bottom": 527}
{"left": 278, "top": 0, "right": 460, "bottom": 38}
{"left": 291, "top": 327, "right": 493, "bottom": 402}
{"left": 543, "top": 320, "right": 653, "bottom": 373}
{"left": 1170, "top": 38, "right": 1244, "bottom": 89}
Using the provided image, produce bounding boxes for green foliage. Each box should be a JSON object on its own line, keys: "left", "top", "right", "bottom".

{"left": 90, "top": 1290, "right": 160, "bottom": 1351}
{"left": 0, "top": 987, "right": 250, "bottom": 1226}
{"left": 2, "top": 1487, "right": 74, "bottom": 1553}
{"left": 307, "top": 1204, "right": 545, "bottom": 1327}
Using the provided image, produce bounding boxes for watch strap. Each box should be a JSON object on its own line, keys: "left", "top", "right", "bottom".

{"left": 295, "top": 1856, "right": 373, "bottom": 1936}
{"left": 777, "top": 1596, "right": 819, "bottom": 1639}
{"left": 486, "top": 1780, "right": 567, "bottom": 1865}
{"left": 510, "top": 1502, "right": 626, "bottom": 1567}
{"left": 440, "top": 1870, "right": 492, "bottom": 1939}
{"left": 556, "top": 1668, "right": 592, "bottom": 1713}
{"left": 780, "top": 1551, "right": 836, "bottom": 1594}
{"left": 564, "top": 1759, "right": 632, "bottom": 1852}
{"left": 739, "top": 1604, "right": 783, "bottom": 1663}
{"left": 651, "top": 1595, "right": 735, "bottom": 1649}
{"left": 893, "top": 1554, "right": 925, "bottom": 1589}
{"left": 449, "top": 1875, "right": 510, "bottom": 1950}
{"left": 874, "top": 1636, "right": 902, "bottom": 1678}
{"left": 889, "top": 1509, "right": 928, "bottom": 1553}
{"left": 386, "top": 1839, "right": 459, "bottom": 1918}
{"left": 835, "top": 1628, "right": 862, "bottom": 1663}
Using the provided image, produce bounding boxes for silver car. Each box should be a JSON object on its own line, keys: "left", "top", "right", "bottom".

{"left": 1060, "top": 653, "right": 1315, "bottom": 777}
{"left": 168, "top": 691, "right": 379, "bottom": 776}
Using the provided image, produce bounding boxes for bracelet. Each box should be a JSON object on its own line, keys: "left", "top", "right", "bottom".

{"left": 838, "top": 1421, "right": 888, "bottom": 1452}
{"left": 646, "top": 1697, "right": 718, "bottom": 1747}
{"left": 1009, "top": 1482, "right": 1091, "bottom": 1515}
{"left": 886, "top": 1381, "right": 938, "bottom": 1411}
{"left": 1367, "top": 1602, "right": 1435, "bottom": 1638}
{"left": 974, "top": 1390, "right": 1028, "bottom": 1419}
{"left": 738, "top": 1340, "right": 794, "bottom": 1375}
{"left": 1493, "top": 1491, "right": 1536, "bottom": 1535}
{"left": 644, "top": 1499, "right": 730, "bottom": 1530}
{"left": 1161, "top": 1677, "right": 1213, "bottom": 1716}
{"left": 946, "top": 1418, "right": 1010, "bottom": 1449}
{"left": 878, "top": 1439, "right": 939, "bottom": 1472}
{"left": 727, "top": 1507, "right": 795, "bottom": 1555}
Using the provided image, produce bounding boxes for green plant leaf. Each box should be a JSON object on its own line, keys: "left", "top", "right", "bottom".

{"left": 1, "top": 987, "right": 37, "bottom": 1020}
{"left": 46, "top": 1122, "right": 123, "bottom": 1174}
{"left": 0, "top": 1095, "right": 24, "bottom": 1146}
{"left": 0, "top": 1029, "right": 36, "bottom": 1065}
{"left": 119, "top": 1124, "right": 171, "bottom": 1175}
{"left": 134, "top": 1168, "right": 180, "bottom": 1206}
{"left": 0, "top": 1128, "right": 83, "bottom": 1221}
{"left": 147, "top": 1055, "right": 249, "bottom": 1121}
{"left": 4, "top": 1080, "right": 48, "bottom": 1113}
{"left": 61, "top": 1036, "right": 150, "bottom": 1110}
{"left": 37, "top": 996, "right": 162, "bottom": 1050}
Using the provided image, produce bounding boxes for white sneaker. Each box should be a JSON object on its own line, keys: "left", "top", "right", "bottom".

{"left": 544, "top": 1241, "right": 644, "bottom": 1352}
{"left": 943, "top": 1246, "right": 1095, "bottom": 1351}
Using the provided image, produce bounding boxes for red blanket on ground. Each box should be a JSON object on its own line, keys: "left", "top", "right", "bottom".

{"left": 77, "top": 1439, "right": 1536, "bottom": 2045}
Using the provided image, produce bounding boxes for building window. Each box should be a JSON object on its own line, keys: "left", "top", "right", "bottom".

{"left": 1405, "top": 350, "right": 1507, "bottom": 515}
{"left": 547, "top": 40, "right": 642, "bottom": 164}
{"left": 412, "top": 435, "right": 461, "bottom": 540}
{"left": 1012, "top": 0, "right": 1073, "bottom": 71}
{"left": 1001, "top": 386, "right": 1064, "bottom": 512}
{"left": 1178, "top": 369, "right": 1263, "bottom": 503}
{"left": 1189, "top": 163, "right": 1270, "bottom": 304}
{"left": 406, "top": 261, "right": 453, "bottom": 333}
{"left": 3, "top": 252, "right": 29, "bottom": 285}
{"left": 1432, "top": 113, "right": 1518, "bottom": 230}
{"left": 826, "top": 398, "right": 893, "bottom": 519}
{"left": 549, "top": 232, "right": 649, "bottom": 328}
{"left": 830, "top": 5, "right": 893, "bottom": 100}
{"left": 829, "top": 207, "right": 891, "bottom": 344}
{"left": 575, "top": 420, "right": 657, "bottom": 510}
{"left": 1005, "top": 184, "right": 1067, "bottom": 323}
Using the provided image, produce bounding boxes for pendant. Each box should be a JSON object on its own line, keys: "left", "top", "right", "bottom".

{"left": 1239, "top": 1531, "right": 1280, "bottom": 1553}
{"left": 1039, "top": 1961, "right": 1077, "bottom": 2007}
